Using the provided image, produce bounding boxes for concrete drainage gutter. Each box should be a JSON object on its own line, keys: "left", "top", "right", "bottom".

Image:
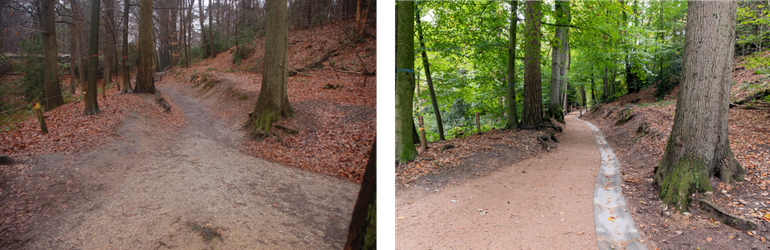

{"left": 576, "top": 114, "right": 647, "bottom": 250}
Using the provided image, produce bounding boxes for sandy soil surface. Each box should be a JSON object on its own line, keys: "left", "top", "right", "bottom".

{"left": 396, "top": 113, "right": 600, "bottom": 249}
{"left": 4, "top": 83, "right": 359, "bottom": 249}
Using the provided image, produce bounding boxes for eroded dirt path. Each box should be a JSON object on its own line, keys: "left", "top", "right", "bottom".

{"left": 396, "top": 113, "right": 600, "bottom": 249}
{"left": 20, "top": 84, "right": 359, "bottom": 249}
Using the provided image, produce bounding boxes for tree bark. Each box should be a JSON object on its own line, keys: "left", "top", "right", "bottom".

{"left": 208, "top": 0, "right": 216, "bottom": 58}
{"left": 84, "top": 0, "right": 102, "bottom": 115}
{"left": 547, "top": 0, "right": 568, "bottom": 123}
{"left": 506, "top": 0, "right": 519, "bottom": 130}
{"left": 395, "top": 1, "right": 417, "bottom": 164}
{"left": 415, "top": 4, "right": 445, "bottom": 141}
{"left": 245, "top": 0, "right": 293, "bottom": 138}
{"left": 355, "top": 0, "right": 370, "bottom": 37}
{"left": 521, "top": 0, "right": 543, "bottom": 129}
{"left": 199, "top": 0, "right": 208, "bottom": 58}
{"left": 121, "top": 0, "right": 133, "bottom": 93}
{"left": 135, "top": 0, "right": 156, "bottom": 93}
{"left": 654, "top": 0, "right": 744, "bottom": 212}
{"left": 41, "top": 0, "right": 64, "bottom": 111}
{"left": 344, "top": 139, "right": 376, "bottom": 250}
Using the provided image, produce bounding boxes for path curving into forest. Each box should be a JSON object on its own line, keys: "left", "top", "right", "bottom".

{"left": 396, "top": 112, "right": 602, "bottom": 249}
{"left": 18, "top": 83, "right": 359, "bottom": 249}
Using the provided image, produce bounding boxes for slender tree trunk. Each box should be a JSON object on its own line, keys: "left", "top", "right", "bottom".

{"left": 654, "top": 0, "right": 744, "bottom": 212}
{"left": 245, "top": 0, "right": 293, "bottom": 138}
{"left": 41, "top": 0, "right": 64, "bottom": 111}
{"left": 590, "top": 68, "right": 596, "bottom": 105}
{"left": 506, "top": 0, "right": 519, "bottom": 129}
{"left": 602, "top": 66, "right": 609, "bottom": 102}
{"left": 208, "top": 0, "right": 216, "bottom": 58}
{"left": 121, "top": 0, "right": 132, "bottom": 93}
{"left": 521, "top": 0, "right": 543, "bottom": 129}
{"left": 415, "top": 4, "right": 445, "bottom": 141}
{"left": 68, "top": 12, "right": 79, "bottom": 95}
{"left": 135, "top": 0, "right": 156, "bottom": 93}
{"left": 84, "top": 0, "right": 102, "bottom": 115}
{"left": 395, "top": 1, "right": 417, "bottom": 164}
{"left": 580, "top": 85, "right": 586, "bottom": 107}
{"left": 103, "top": 0, "right": 116, "bottom": 99}
{"left": 344, "top": 139, "right": 376, "bottom": 250}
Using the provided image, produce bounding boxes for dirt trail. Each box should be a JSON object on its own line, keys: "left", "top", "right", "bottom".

{"left": 20, "top": 84, "right": 359, "bottom": 249}
{"left": 396, "top": 113, "right": 600, "bottom": 249}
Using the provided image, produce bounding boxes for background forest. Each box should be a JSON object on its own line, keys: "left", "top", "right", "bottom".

{"left": 410, "top": 0, "right": 769, "bottom": 142}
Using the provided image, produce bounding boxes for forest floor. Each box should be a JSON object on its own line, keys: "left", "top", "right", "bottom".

{"left": 582, "top": 57, "right": 770, "bottom": 249}
{"left": 0, "top": 18, "right": 374, "bottom": 249}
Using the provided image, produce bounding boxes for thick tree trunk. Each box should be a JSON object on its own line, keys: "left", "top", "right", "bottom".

{"left": 344, "top": 139, "right": 376, "bottom": 250}
{"left": 84, "top": 0, "right": 102, "bottom": 115}
{"left": 506, "top": 0, "right": 519, "bottom": 130}
{"left": 355, "top": 0, "right": 370, "bottom": 37}
{"left": 208, "top": 0, "right": 217, "bottom": 58}
{"left": 395, "top": 1, "right": 417, "bottom": 164}
{"left": 41, "top": 0, "right": 64, "bottom": 111}
{"left": 654, "top": 0, "right": 744, "bottom": 212}
{"left": 547, "top": 1, "right": 566, "bottom": 123}
{"left": 199, "top": 0, "right": 208, "bottom": 58}
{"left": 135, "top": 0, "right": 156, "bottom": 93}
{"left": 245, "top": 0, "right": 293, "bottom": 138}
{"left": 415, "top": 4, "right": 445, "bottom": 141}
{"left": 121, "top": 0, "right": 132, "bottom": 93}
{"left": 521, "top": 0, "right": 543, "bottom": 129}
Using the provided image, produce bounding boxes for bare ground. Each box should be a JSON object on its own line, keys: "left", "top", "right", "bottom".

{"left": 396, "top": 113, "right": 599, "bottom": 249}
{"left": 0, "top": 82, "right": 359, "bottom": 249}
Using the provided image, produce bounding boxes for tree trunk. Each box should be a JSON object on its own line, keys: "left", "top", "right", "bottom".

{"left": 521, "top": 0, "right": 543, "bottom": 129}
{"left": 103, "top": 0, "right": 116, "bottom": 99}
{"left": 580, "top": 85, "right": 586, "bottom": 107}
{"left": 68, "top": 11, "right": 79, "bottom": 95}
{"left": 415, "top": 4, "right": 445, "bottom": 141}
{"left": 208, "top": 0, "right": 217, "bottom": 58}
{"left": 41, "top": 0, "right": 64, "bottom": 111}
{"left": 395, "top": 1, "right": 417, "bottom": 164}
{"left": 602, "top": 66, "right": 609, "bottom": 102}
{"left": 506, "top": 0, "right": 519, "bottom": 130}
{"left": 590, "top": 68, "right": 596, "bottom": 106}
{"left": 245, "top": 0, "right": 293, "bottom": 138}
{"left": 344, "top": 139, "right": 376, "bottom": 250}
{"left": 84, "top": 0, "right": 102, "bottom": 115}
{"left": 135, "top": 0, "right": 156, "bottom": 93}
{"left": 547, "top": 0, "right": 567, "bottom": 123}
{"left": 121, "top": 0, "right": 133, "bottom": 93}
{"left": 654, "top": 0, "right": 744, "bottom": 212}
{"left": 355, "top": 0, "right": 370, "bottom": 37}
{"left": 199, "top": 0, "right": 208, "bottom": 58}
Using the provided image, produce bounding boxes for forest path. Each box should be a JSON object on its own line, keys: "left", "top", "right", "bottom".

{"left": 24, "top": 83, "right": 359, "bottom": 249}
{"left": 396, "top": 112, "right": 600, "bottom": 249}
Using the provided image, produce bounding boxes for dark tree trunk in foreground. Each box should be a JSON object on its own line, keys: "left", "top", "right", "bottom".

{"left": 520, "top": 0, "right": 543, "bottom": 129}
{"left": 355, "top": 0, "right": 370, "bottom": 37}
{"left": 121, "top": 0, "right": 133, "bottom": 93}
{"left": 208, "top": 0, "right": 216, "bottom": 58}
{"left": 415, "top": 4, "right": 445, "bottom": 141}
{"left": 135, "top": 0, "right": 156, "bottom": 93}
{"left": 654, "top": 0, "right": 744, "bottom": 212}
{"left": 395, "top": 1, "right": 417, "bottom": 164}
{"left": 344, "top": 139, "right": 376, "bottom": 250}
{"left": 41, "top": 0, "right": 64, "bottom": 111}
{"left": 505, "top": 0, "right": 519, "bottom": 129}
{"left": 84, "top": 0, "right": 102, "bottom": 115}
{"left": 245, "top": 0, "right": 293, "bottom": 138}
